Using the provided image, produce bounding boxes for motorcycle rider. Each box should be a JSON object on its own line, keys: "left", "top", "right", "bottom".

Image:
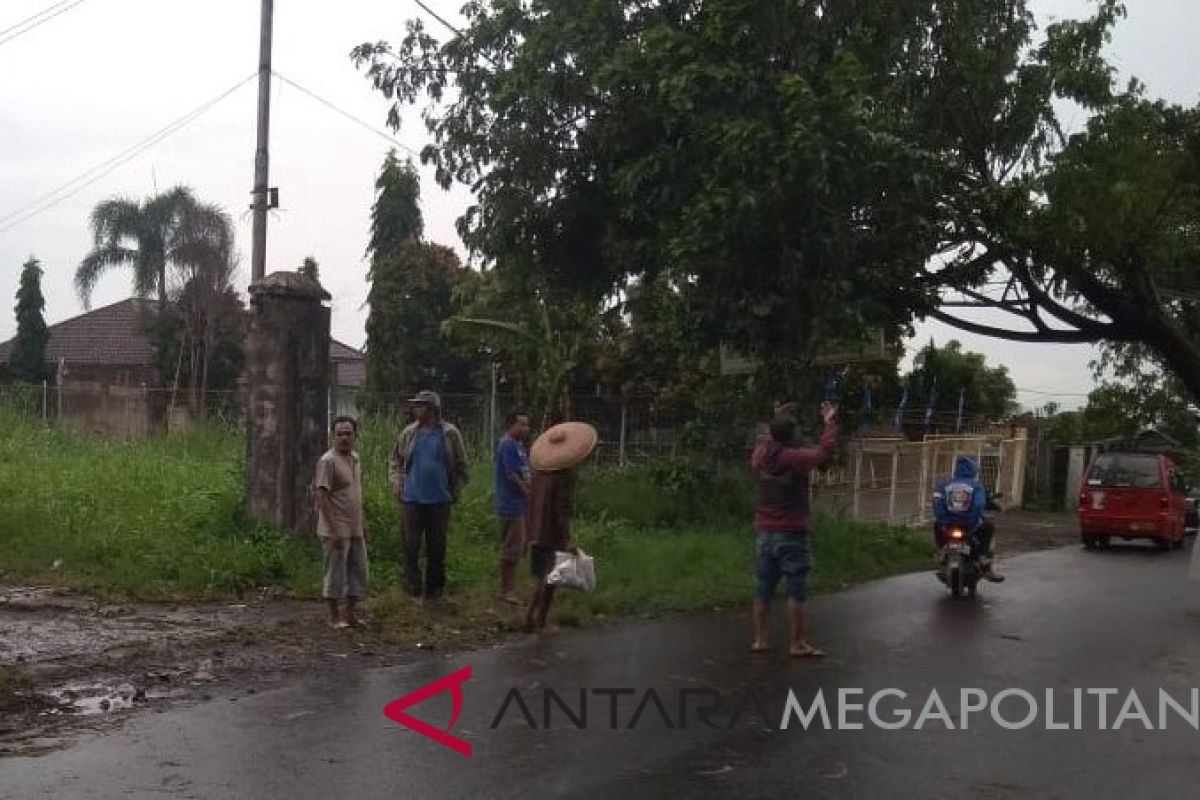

{"left": 932, "top": 456, "right": 1005, "bottom": 582}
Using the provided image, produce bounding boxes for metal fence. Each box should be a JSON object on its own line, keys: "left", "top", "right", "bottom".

{"left": 810, "top": 431, "right": 1028, "bottom": 524}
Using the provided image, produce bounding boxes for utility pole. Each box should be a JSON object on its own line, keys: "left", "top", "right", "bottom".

{"left": 250, "top": 0, "right": 275, "bottom": 283}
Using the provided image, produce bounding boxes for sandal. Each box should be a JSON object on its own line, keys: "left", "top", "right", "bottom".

{"left": 790, "top": 643, "right": 827, "bottom": 658}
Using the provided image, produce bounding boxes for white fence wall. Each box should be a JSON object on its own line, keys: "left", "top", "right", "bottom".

{"left": 812, "top": 431, "right": 1028, "bottom": 525}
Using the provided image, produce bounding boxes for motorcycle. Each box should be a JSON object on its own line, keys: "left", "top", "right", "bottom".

{"left": 936, "top": 494, "right": 1003, "bottom": 599}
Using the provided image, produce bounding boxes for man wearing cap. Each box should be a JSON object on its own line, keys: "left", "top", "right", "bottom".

{"left": 388, "top": 390, "right": 470, "bottom": 602}
{"left": 524, "top": 421, "right": 598, "bottom": 634}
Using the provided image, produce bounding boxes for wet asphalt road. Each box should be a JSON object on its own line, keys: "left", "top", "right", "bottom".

{"left": 4, "top": 540, "right": 1200, "bottom": 800}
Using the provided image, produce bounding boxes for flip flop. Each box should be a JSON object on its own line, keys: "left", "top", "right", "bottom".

{"left": 790, "top": 644, "right": 827, "bottom": 658}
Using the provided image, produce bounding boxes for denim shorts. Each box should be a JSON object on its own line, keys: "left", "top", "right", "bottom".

{"left": 755, "top": 531, "right": 812, "bottom": 602}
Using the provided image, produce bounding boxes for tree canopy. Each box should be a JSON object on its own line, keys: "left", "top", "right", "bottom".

{"left": 364, "top": 151, "right": 479, "bottom": 402}
{"left": 353, "top": 0, "right": 1200, "bottom": 403}
{"left": 905, "top": 339, "right": 1018, "bottom": 422}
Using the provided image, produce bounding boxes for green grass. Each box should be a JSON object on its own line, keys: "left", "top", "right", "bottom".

{"left": 0, "top": 411, "right": 933, "bottom": 623}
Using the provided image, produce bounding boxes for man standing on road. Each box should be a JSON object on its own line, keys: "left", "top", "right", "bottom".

{"left": 495, "top": 410, "right": 532, "bottom": 604}
{"left": 315, "top": 416, "right": 369, "bottom": 629}
{"left": 750, "top": 401, "right": 838, "bottom": 657}
{"left": 388, "top": 390, "right": 469, "bottom": 602}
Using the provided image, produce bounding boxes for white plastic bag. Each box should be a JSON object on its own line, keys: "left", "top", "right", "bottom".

{"left": 546, "top": 549, "right": 596, "bottom": 592}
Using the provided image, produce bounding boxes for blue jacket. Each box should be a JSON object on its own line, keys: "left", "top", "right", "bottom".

{"left": 933, "top": 456, "right": 987, "bottom": 529}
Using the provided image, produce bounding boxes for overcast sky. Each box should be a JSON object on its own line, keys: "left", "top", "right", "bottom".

{"left": 1, "top": 0, "right": 1196, "bottom": 410}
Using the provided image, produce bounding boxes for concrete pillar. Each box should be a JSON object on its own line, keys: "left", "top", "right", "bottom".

{"left": 243, "top": 272, "right": 331, "bottom": 535}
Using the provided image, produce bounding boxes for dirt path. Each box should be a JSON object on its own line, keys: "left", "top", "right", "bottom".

{"left": 986, "top": 510, "right": 1083, "bottom": 554}
{"left": 0, "top": 512, "right": 1083, "bottom": 756}
{"left": 0, "top": 587, "right": 501, "bottom": 757}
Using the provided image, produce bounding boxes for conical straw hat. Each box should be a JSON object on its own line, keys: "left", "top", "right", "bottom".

{"left": 530, "top": 422, "right": 598, "bottom": 472}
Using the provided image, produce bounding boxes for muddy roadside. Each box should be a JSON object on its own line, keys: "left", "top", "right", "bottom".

{"left": 0, "top": 586, "right": 524, "bottom": 758}
{"left": 0, "top": 512, "right": 1084, "bottom": 757}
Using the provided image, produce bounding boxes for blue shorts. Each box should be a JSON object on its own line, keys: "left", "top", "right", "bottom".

{"left": 755, "top": 531, "right": 812, "bottom": 603}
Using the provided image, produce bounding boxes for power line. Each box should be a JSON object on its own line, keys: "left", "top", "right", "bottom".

{"left": 412, "top": 0, "right": 463, "bottom": 37}
{"left": 0, "top": 73, "right": 256, "bottom": 236}
{"left": 1014, "top": 387, "right": 1092, "bottom": 397}
{"left": 0, "top": 0, "right": 74, "bottom": 37}
{"left": 0, "top": 0, "right": 88, "bottom": 48}
{"left": 271, "top": 71, "right": 422, "bottom": 158}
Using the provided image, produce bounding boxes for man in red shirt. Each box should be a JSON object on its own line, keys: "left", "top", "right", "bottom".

{"left": 750, "top": 401, "right": 838, "bottom": 657}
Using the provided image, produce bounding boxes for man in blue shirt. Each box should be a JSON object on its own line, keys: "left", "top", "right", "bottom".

{"left": 389, "top": 390, "right": 470, "bottom": 601}
{"left": 495, "top": 410, "right": 532, "bottom": 603}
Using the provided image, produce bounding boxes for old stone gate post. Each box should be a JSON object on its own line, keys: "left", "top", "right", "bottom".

{"left": 243, "top": 272, "right": 330, "bottom": 535}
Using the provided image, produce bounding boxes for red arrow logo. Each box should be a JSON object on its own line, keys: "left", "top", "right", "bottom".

{"left": 382, "top": 665, "right": 473, "bottom": 757}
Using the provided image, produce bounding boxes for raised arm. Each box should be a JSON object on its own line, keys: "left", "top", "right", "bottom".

{"left": 778, "top": 402, "right": 839, "bottom": 473}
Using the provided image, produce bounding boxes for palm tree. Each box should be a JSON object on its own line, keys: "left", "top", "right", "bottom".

{"left": 75, "top": 186, "right": 200, "bottom": 309}
{"left": 76, "top": 189, "right": 239, "bottom": 417}
{"left": 171, "top": 201, "right": 238, "bottom": 413}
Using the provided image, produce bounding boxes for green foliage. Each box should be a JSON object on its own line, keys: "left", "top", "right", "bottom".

{"left": 906, "top": 339, "right": 1018, "bottom": 420}
{"left": 353, "top": 0, "right": 945, "bottom": 362}
{"left": 576, "top": 460, "right": 752, "bottom": 529}
{"left": 353, "top": 1, "right": 1200, "bottom": 406}
{"left": 444, "top": 270, "right": 608, "bottom": 424}
{"left": 76, "top": 186, "right": 217, "bottom": 309}
{"left": 1041, "top": 341, "right": 1200, "bottom": 446}
{"left": 0, "top": 411, "right": 317, "bottom": 599}
{"left": 366, "top": 240, "right": 479, "bottom": 402}
{"left": 364, "top": 152, "right": 480, "bottom": 405}
{"left": 75, "top": 188, "right": 238, "bottom": 401}
{"left": 10, "top": 257, "right": 48, "bottom": 383}
{"left": 147, "top": 287, "right": 246, "bottom": 403}
{"left": 366, "top": 149, "right": 423, "bottom": 261}
{"left": 0, "top": 410, "right": 932, "bottom": 613}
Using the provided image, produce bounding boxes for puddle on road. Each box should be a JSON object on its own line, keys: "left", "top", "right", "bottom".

{"left": 37, "top": 681, "right": 162, "bottom": 717}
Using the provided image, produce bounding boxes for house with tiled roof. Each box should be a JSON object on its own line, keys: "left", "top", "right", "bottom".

{"left": 0, "top": 298, "right": 159, "bottom": 386}
{"left": 0, "top": 298, "right": 366, "bottom": 434}
{"left": 0, "top": 297, "right": 365, "bottom": 389}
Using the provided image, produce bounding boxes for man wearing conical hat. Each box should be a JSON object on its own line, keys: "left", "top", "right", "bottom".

{"left": 524, "top": 420, "right": 598, "bottom": 634}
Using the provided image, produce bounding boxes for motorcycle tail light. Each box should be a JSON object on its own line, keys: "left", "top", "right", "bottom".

{"left": 949, "top": 528, "right": 965, "bottom": 540}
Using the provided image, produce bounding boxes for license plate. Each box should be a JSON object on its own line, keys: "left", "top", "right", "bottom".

{"left": 1092, "top": 492, "right": 1105, "bottom": 510}
{"left": 945, "top": 542, "right": 963, "bottom": 551}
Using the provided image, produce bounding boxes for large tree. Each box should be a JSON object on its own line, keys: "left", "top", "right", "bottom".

{"left": 10, "top": 256, "right": 48, "bottom": 383}
{"left": 364, "top": 151, "right": 478, "bottom": 403}
{"left": 353, "top": 0, "right": 938, "bottom": 374}
{"left": 905, "top": 339, "right": 1018, "bottom": 422}
{"left": 353, "top": 1, "right": 1200, "bottom": 401}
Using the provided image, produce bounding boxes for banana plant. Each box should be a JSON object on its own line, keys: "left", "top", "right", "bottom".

{"left": 444, "top": 297, "right": 589, "bottom": 427}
